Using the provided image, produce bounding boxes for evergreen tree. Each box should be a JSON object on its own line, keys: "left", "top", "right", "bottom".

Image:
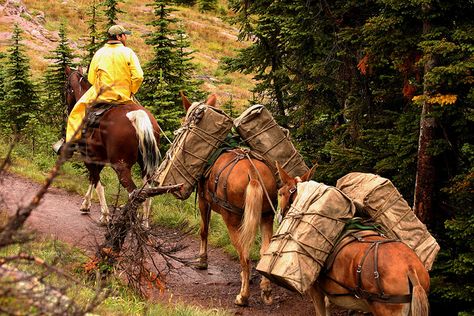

{"left": 0, "top": 24, "right": 40, "bottom": 134}
{"left": 226, "top": 0, "right": 473, "bottom": 312}
{"left": 43, "top": 22, "right": 75, "bottom": 136}
{"left": 83, "top": 0, "right": 103, "bottom": 67}
{"left": 221, "top": 93, "right": 237, "bottom": 117}
{"left": 0, "top": 53, "right": 6, "bottom": 102}
{"left": 103, "top": 0, "right": 124, "bottom": 29}
{"left": 174, "top": 0, "right": 196, "bottom": 7}
{"left": 175, "top": 24, "right": 203, "bottom": 100}
{"left": 139, "top": 0, "right": 202, "bottom": 143}
{"left": 198, "top": 0, "right": 217, "bottom": 13}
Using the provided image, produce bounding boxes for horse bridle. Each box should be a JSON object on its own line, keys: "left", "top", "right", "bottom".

{"left": 65, "top": 70, "right": 87, "bottom": 102}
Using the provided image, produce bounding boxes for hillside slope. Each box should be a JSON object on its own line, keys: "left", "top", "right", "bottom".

{"left": 0, "top": 0, "right": 253, "bottom": 107}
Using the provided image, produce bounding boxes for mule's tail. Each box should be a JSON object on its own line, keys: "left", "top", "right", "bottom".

{"left": 408, "top": 268, "right": 429, "bottom": 316}
{"left": 126, "top": 110, "right": 160, "bottom": 178}
{"left": 239, "top": 166, "right": 263, "bottom": 258}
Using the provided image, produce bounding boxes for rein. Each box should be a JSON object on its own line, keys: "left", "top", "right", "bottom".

{"left": 65, "top": 70, "right": 88, "bottom": 105}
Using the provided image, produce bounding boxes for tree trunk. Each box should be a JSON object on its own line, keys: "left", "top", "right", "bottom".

{"left": 413, "top": 4, "right": 436, "bottom": 223}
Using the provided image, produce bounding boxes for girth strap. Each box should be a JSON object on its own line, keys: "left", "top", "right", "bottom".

{"left": 322, "top": 231, "right": 412, "bottom": 304}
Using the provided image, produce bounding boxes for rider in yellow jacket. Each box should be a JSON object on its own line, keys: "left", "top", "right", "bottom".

{"left": 65, "top": 25, "right": 144, "bottom": 143}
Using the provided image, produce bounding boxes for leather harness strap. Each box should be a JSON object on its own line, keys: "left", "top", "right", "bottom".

{"left": 321, "top": 231, "right": 412, "bottom": 304}
{"left": 205, "top": 149, "right": 276, "bottom": 216}
{"left": 208, "top": 151, "right": 246, "bottom": 215}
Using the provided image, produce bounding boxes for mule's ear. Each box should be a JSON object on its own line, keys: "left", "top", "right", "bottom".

{"left": 181, "top": 91, "right": 192, "bottom": 112}
{"left": 276, "top": 162, "right": 293, "bottom": 185}
{"left": 78, "top": 65, "right": 83, "bottom": 74}
{"left": 301, "top": 163, "right": 317, "bottom": 182}
{"left": 65, "top": 65, "right": 71, "bottom": 76}
{"left": 206, "top": 93, "right": 217, "bottom": 107}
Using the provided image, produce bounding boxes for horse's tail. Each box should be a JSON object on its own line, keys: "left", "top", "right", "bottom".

{"left": 126, "top": 110, "right": 160, "bottom": 178}
{"left": 408, "top": 268, "right": 429, "bottom": 316}
{"left": 239, "top": 165, "right": 263, "bottom": 258}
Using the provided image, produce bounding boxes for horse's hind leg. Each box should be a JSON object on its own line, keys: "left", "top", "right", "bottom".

{"left": 224, "top": 217, "right": 251, "bottom": 306}
{"left": 113, "top": 161, "right": 137, "bottom": 193}
{"left": 96, "top": 181, "right": 109, "bottom": 225}
{"left": 259, "top": 213, "right": 273, "bottom": 305}
{"left": 81, "top": 164, "right": 109, "bottom": 223}
{"left": 83, "top": 164, "right": 109, "bottom": 224}
{"left": 80, "top": 183, "right": 94, "bottom": 213}
{"left": 196, "top": 187, "right": 211, "bottom": 269}
{"left": 140, "top": 175, "right": 152, "bottom": 229}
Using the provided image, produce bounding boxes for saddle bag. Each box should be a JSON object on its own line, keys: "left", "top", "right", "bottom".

{"left": 336, "top": 172, "right": 440, "bottom": 270}
{"left": 154, "top": 102, "right": 233, "bottom": 200}
{"left": 234, "top": 104, "right": 309, "bottom": 182}
{"left": 256, "top": 181, "right": 356, "bottom": 294}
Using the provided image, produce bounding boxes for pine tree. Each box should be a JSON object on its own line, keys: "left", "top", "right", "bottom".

{"left": 227, "top": 0, "right": 474, "bottom": 312}
{"left": 103, "top": 0, "right": 124, "bottom": 29}
{"left": 83, "top": 0, "right": 102, "bottom": 67}
{"left": 139, "top": 0, "right": 202, "bottom": 142}
{"left": 43, "top": 22, "right": 75, "bottom": 136}
{"left": 198, "top": 0, "right": 217, "bottom": 13}
{"left": 0, "top": 24, "right": 40, "bottom": 134}
{"left": 0, "top": 53, "right": 6, "bottom": 102}
{"left": 174, "top": 0, "right": 196, "bottom": 7}
{"left": 175, "top": 24, "right": 204, "bottom": 101}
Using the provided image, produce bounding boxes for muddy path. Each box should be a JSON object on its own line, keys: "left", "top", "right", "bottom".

{"left": 0, "top": 173, "right": 314, "bottom": 315}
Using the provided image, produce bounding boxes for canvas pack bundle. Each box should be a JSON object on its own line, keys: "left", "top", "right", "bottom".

{"left": 256, "top": 181, "right": 355, "bottom": 294}
{"left": 234, "top": 104, "right": 309, "bottom": 181}
{"left": 336, "top": 172, "right": 440, "bottom": 270}
{"left": 153, "top": 102, "right": 233, "bottom": 200}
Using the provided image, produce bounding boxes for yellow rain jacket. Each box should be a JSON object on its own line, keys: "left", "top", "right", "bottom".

{"left": 66, "top": 41, "right": 144, "bottom": 142}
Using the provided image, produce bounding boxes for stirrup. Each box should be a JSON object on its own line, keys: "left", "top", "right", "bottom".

{"left": 52, "top": 138, "right": 65, "bottom": 154}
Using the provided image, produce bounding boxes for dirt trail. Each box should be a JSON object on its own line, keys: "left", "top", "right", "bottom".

{"left": 0, "top": 173, "right": 314, "bottom": 315}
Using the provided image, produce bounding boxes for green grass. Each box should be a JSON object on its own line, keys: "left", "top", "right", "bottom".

{"left": 0, "top": 237, "right": 231, "bottom": 316}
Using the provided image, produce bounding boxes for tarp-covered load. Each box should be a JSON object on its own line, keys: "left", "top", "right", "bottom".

{"left": 336, "top": 172, "right": 440, "bottom": 270}
{"left": 154, "top": 102, "right": 233, "bottom": 200}
{"left": 234, "top": 104, "right": 309, "bottom": 181}
{"left": 256, "top": 181, "right": 355, "bottom": 294}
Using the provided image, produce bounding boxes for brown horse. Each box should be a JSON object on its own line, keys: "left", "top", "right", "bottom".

{"left": 182, "top": 94, "right": 277, "bottom": 306}
{"left": 64, "top": 66, "right": 160, "bottom": 226}
{"left": 275, "top": 163, "right": 430, "bottom": 316}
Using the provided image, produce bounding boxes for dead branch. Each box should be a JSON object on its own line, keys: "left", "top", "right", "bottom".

{"left": 91, "top": 183, "right": 196, "bottom": 296}
{"left": 99, "top": 184, "right": 183, "bottom": 253}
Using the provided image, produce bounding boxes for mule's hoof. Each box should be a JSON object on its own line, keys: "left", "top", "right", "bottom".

{"left": 234, "top": 294, "right": 249, "bottom": 306}
{"left": 80, "top": 208, "right": 90, "bottom": 214}
{"left": 261, "top": 290, "right": 273, "bottom": 305}
{"left": 192, "top": 256, "right": 208, "bottom": 270}
{"left": 194, "top": 261, "right": 208, "bottom": 270}
{"left": 99, "top": 216, "right": 110, "bottom": 226}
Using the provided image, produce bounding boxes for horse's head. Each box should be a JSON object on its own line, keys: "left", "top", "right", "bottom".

{"left": 181, "top": 91, "right": 217, "bottom": 113}
{"left": 65, "top": 65, "right": 91, "bottom": 114}
{"left": 276, "top": 162, "right": 317, "bottom": 220}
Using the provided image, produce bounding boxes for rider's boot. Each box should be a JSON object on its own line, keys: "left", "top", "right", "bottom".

{"left": 52, "top": 138, "right": 76, "bottom": 158}
{"left": 52, "top": 138, "right": 65, "bottom": 155}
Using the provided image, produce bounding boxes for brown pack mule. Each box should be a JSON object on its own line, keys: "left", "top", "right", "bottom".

{"left": 182, "top": 94, "right": 277, "bottom": 306}
{"left": 276, "top": 163, "right": 430, "bottom": 316}
{"left": 64, "top": 66, "right": 160, "bottom": 227}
